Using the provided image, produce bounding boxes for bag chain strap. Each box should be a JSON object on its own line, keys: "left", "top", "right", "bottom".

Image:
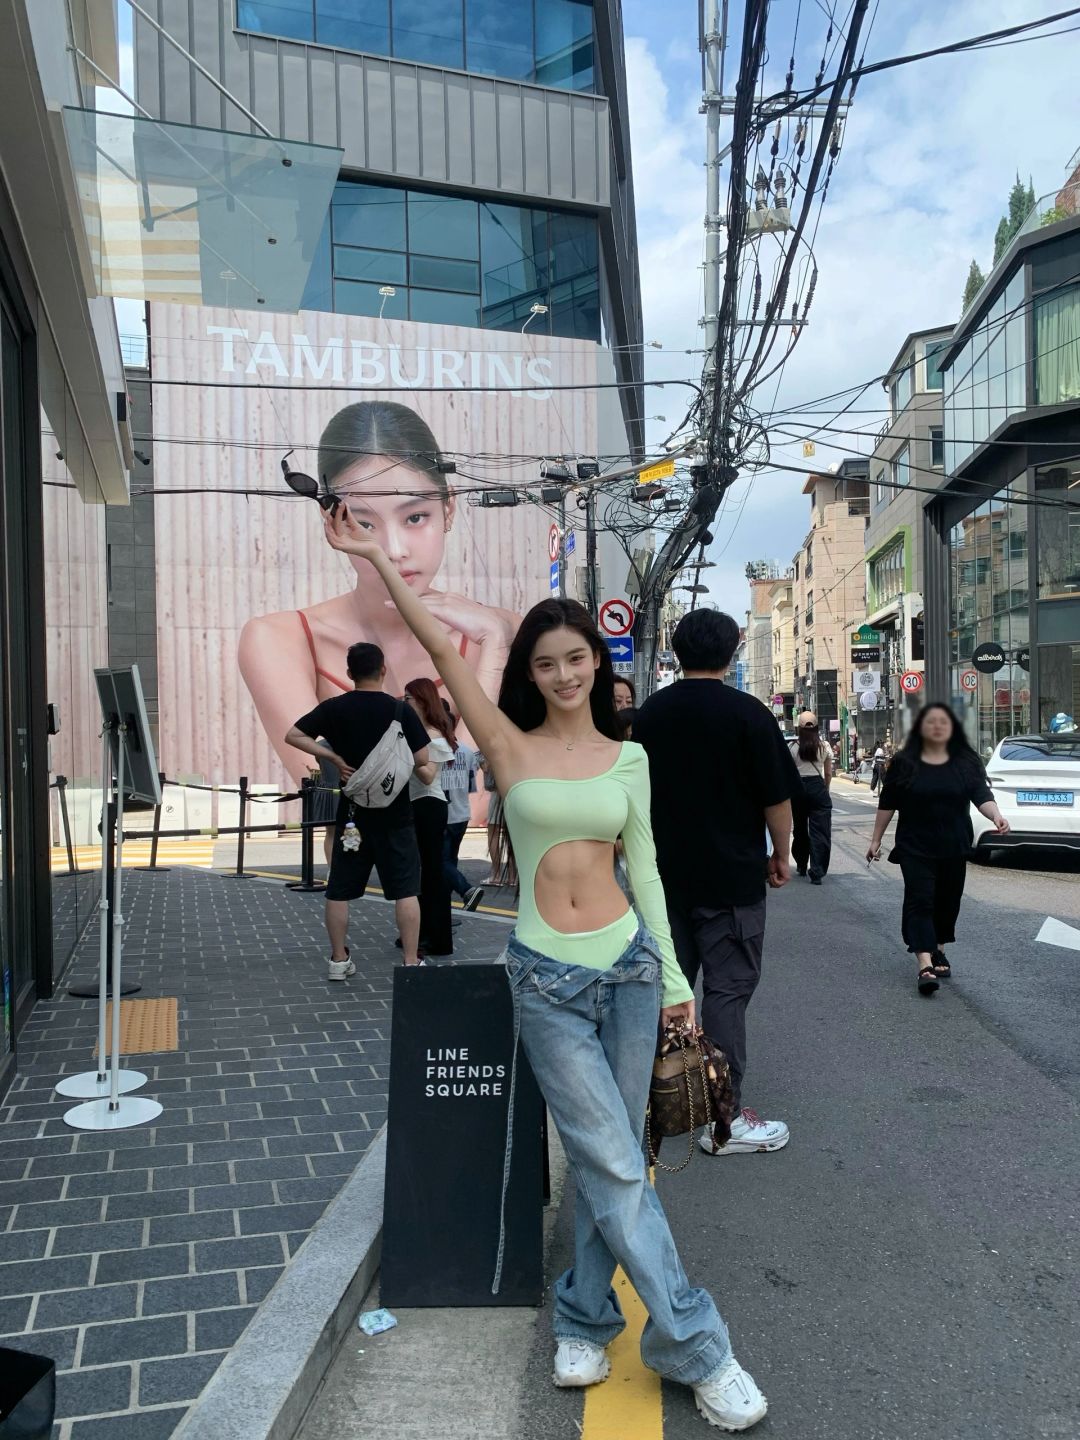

{"left": 646, "top": 1031, "right": 714, "bottom": 1176}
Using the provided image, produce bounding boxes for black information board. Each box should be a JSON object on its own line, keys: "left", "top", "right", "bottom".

{"left": 380, "top": 964, "right": 544, "bottom": 1307}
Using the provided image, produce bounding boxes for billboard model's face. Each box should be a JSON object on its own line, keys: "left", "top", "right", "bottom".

{"left": 330, "top": 454, "right": 455, "bottom": 596}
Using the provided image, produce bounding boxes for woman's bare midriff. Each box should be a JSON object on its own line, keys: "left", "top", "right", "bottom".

{"left": 533, "top": 839, "right": 629, "bottom": 935}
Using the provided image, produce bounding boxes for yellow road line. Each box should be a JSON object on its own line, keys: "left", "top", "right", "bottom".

{"left": 583, "top": 1266, "right": 663, "bottom": 1440}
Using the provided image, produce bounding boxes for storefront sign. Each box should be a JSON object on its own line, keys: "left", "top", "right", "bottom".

{"left": 381, "top": 966, "right": 544, "bottom": 1307}
{"left": 852, "top": 669, "right": 880, "bottom": 692}
{"left": 910, "top": 612, "right": 925, "bottom": 663}
{"left": 852, "top": 624, "right": 882, "bottom": 644}
{"left": 1014, "top": 647, "right": 1030, "bottom": 671}
{"left": 851, "top": 646, "right": 881, "bottom": 665}
{"left": 972, "top": 642, "right": 1006, "bottom": 674}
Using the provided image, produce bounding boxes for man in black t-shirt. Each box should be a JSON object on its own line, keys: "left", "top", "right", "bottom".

{"left": 635, "top": 609, "right": 800, "bottom": 1157}
{"left": 286, "top": 642, "right": 432, "bottom": 977}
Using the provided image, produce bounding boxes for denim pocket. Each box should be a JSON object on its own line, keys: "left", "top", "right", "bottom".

{"left": 527, "top": 958, "right": 601, "bottom": 1006}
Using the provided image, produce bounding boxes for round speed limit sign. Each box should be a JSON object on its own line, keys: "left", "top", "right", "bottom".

{"left": 960, "top": 670, "right": 978, "bottom": 691}
{"left": 900, "top": 670, "right": 923, "bottom": 694}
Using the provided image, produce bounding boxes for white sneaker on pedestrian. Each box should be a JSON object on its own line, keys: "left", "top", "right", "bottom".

{"left": 698, "top": 1108, "right": 789, "bottom": 1155}
{"left": 327, "top": 947, "right": 355, "bottom": 982}
{"left": 463, "top": 886, "right": 485, "bottom": 912}
{"left": 693, "top": 1357, "right": 767, "bottom": 1431}
{"left": 552, "top": 1339, "right": 610, "bottom": 1388}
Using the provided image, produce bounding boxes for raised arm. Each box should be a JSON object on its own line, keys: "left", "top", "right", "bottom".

{"left": 323, "top": 508, "right": 516, "bottom": 764}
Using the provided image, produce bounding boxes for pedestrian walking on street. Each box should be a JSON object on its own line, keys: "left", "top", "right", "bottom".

{"left": 788, "top": 712, "right": 833, "bottom": 884}
{"left": 404, "top": 678, "right": 456, "bottom": 957}
{"left": 286, "top": 643, "right": 433, "bottom": 975}
{"left": 440, "top": 706, "right": 485, "bottom": 913}
{"left": 613, "top": 676, "right": 636, "bottom": 711}
{"left": 866, "top": 702, "right": 1010, "bottom": 994}
{"left": 323, "top": 509, "right": 770, "bottom": 1434}
{"left": 634, "top": 609, "right": 799, "bottom": 1159}
{"left": 870, "top": 743, "right": 887, "bottom": 792}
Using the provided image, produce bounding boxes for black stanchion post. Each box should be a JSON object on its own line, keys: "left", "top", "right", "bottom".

{"left": 55, "top": 776, "right": 78, "bottom": 877}
{"left": 287, "top": 777, "right": 326, "bottom": 893}
{"left": 232, "top": 775, "right": 254, "bottom": 879}
{"left": 135, "top": 772, "right": 170, "bottom": 872}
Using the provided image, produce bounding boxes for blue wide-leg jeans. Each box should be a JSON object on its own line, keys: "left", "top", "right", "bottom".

{"left": 499, "top": 929, "right": 731, "bottom": 1385}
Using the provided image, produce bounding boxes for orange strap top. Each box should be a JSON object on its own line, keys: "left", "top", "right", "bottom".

{"left": 296, "top": 610, "right": 466, "bottom": 692}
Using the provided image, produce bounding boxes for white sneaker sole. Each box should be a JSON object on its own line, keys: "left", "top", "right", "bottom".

{"left": 701, "top": 1133, "right": 790, "bottom": 1156}
{"left": 694, "top": 1390, "right": 768, "bottom": 1431}
{"left": 327, "top": 965, "right": 356, "bottom": 982}
{"left": 552, "top": 1355, "right": 611, "bottom": 1388}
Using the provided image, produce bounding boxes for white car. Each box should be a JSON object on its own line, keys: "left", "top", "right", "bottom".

{"left": 973, "top": 734, "right": 1080, "bottom": 856}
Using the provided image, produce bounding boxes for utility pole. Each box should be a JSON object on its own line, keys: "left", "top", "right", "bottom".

{"left": 585, "top": 489, "right": 598, "bottom": 620}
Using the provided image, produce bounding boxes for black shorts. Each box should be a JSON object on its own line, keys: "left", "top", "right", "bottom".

{"left": 325, "top": 816, "right": 421, "bottom": 902}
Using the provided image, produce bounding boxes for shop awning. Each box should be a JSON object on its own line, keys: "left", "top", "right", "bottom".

{"left": 61, "top": 107, "right": 342, "bottom": 311}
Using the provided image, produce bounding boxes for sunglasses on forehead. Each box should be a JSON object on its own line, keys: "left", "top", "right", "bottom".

{"left": 280, "top": 451, "right": 341, "bottom": 513}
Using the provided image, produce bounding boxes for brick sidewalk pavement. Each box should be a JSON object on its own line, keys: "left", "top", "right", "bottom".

{"left": 0, "top": 867, "right": 511, "bottom": 1438}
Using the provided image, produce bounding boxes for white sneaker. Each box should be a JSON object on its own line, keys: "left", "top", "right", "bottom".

{"left": 552, "top": 1339, "right": 610, "bottom": 1388}
{"left": 693, "top": 1357, "right": 767, "bottom": 1431}
{"left": 327, "top": 948, "right": 355, "bottom": 982}
{"left": 699, "top": 1108, "right": 789, "bottom": 1155}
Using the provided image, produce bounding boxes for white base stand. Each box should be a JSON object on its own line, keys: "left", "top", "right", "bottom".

{"left": 63, "top": 1095, "right": 164, "bottom": 1131}
{"left": 55, "top": 1069, "right": 148, "bottom": 1099}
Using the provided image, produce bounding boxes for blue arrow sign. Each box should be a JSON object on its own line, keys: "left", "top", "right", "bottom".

{"left": 604, "top": 637, "right": 634, "bottom": 672}
{"left": 549, "top": 560, "right": 560, "bottom": 594}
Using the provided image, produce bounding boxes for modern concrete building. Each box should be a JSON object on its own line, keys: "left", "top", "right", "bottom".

{"left": 791, "top": 460, "right": 870, "bottom": 733}
{"left": 743, "top": 564, "right": 781, "bottom": 704}
{"left": 0, "top": 0, "right": 130, "bottom": 1089}
{"left": 132, "top": 0, "right": 644, "bottom": 445}
{"left": 927, "top": 170, "right": 1080, "bottom": 753}
{"left": 860, "top": 326, "right": 950, "bottom": 747}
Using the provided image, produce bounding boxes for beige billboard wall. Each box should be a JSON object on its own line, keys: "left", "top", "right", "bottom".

{"left": 148, "top": 303, "right": 601, "bottom": 788}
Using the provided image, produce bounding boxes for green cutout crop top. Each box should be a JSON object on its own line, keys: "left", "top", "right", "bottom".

{"left": 501, "top": 743, "right": 693, "bottom": 1006}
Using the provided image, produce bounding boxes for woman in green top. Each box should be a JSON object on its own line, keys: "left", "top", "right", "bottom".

{"left": 324, "top": 510, "right": 768, "bottom": 1433}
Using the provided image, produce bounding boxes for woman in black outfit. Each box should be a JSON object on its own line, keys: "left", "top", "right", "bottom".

{"left": 866, "top": 703, "right": 1009, "bottom": 994}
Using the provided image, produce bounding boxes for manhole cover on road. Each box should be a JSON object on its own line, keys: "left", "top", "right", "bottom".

{"left": 93, "top": 997, "right": 178, "bottom": 1055}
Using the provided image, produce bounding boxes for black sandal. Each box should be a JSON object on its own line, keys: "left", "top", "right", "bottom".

{"left": 931, "top": 950, "right": 951, "bottom": 977}
{"left": 917, "top": 966, "right": 940, "bottom": 995}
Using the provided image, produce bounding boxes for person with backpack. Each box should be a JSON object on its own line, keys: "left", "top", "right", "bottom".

{"left": 286, "top": 642, "right": 434, "bottom": 976}
{"left": 787, "top": 712, "right": 833, "bottom": 885}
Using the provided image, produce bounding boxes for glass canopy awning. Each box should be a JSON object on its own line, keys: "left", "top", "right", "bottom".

{"left": 62, "top": 107, "right": 342, "bottom": 312}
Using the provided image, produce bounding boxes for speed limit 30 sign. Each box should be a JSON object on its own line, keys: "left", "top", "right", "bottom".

{"left": 900, "top": 670, "right": 923, "bottom": 694}
{"left": 960, "top": 670, "right": 978, "bottom": 691}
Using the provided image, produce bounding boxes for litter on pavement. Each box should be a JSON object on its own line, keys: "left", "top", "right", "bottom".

{"left": 357, "top": 1308, "right": 398, "bottom": 1335}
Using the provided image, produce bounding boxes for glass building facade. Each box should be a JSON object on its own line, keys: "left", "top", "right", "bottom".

{"left": 942, "top": 268, "right": 1026, "bottom": 475}
{"left": 301, "top": 179, "right": 600, "bottom": 339}
{"left": 237, "top": 0, "right": 595, "bottom": 90}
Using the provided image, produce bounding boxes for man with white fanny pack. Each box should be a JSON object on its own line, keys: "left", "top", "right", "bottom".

{"left": 286, "top": 642, "right": 433, "bottom": 977}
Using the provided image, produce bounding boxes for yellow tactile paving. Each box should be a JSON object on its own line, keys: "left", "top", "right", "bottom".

{"left": 93, "top": 998, "right": 179, "bottom": 1056}
{"left": 582, "top": 1266, "right": 663, "bottom": 1440}
{"left": 51, "top": 843, "right": 215, "bottom": 873}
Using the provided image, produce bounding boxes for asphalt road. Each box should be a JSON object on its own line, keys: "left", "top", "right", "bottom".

{"left": 517, "top": 786, "right": 1080, "bottom": 1440}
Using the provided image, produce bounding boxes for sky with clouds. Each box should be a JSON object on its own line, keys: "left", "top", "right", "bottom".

{"left": 623, "top": 0, "right": 1079, "bottom": 616}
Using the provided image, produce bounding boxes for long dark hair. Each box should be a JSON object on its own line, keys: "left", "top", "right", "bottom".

{"left": 496, "top": 599, "right": 619, "bottom": 739}
{"left": 889, "top": 701, "right": 983, "bottom": 786}
{"left": 404, "top": 677, "right": 458, "bottom": 752}
{"left": 489, "top": 599, "right": 619, "bottom": 887}
{"left": 797, "top": 720, "right": 820, "bottom": 764}
{"left": 318, "top": 401, "right": 449, "bottom": 499}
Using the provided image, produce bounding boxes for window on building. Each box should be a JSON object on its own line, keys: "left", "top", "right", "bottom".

{"left": 806, "top": 639, "right": 815, "bottom": 674}
{"left": 890, "top": 357, "right": 913, "bottom": 415}
{"left": 805, "top": 590, "right": 814, "bottom": 627}
{"left": 1034, "top": 457, "right": 1080, "bottom": 599}
{"left": 924, "top": 339, "right": 948, "bottom": 391}
{"left": 1034, "top": 282, "right": 1080, "bottom": 406}
{"left": 873, "top": 466, "right": 888, "bottom": 509}
{"left": 870, "top": 540, "right": 905, "bottom": 606}
{"left": 930, "top": 427, "right": 944, "bottom": 468}
{"left": 237, "top": 0, "right": 595, "bottom": 91}
{"left": 893, "top": 444, "right": 910, "bottom": 490}
{"left": 805, "top": 540, "right": 813, "bottom": 578}
{"left": 300, "top": 179, "right": 600, "bottom": 341}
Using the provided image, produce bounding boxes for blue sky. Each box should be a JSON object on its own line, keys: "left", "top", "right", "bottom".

{"left": 622, "top": 0, "right": 1079, "bottom": 615}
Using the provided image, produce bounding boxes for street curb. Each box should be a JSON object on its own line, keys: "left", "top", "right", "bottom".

{"left": 170, "top": 1129, "right": 386, "bottom": 1440}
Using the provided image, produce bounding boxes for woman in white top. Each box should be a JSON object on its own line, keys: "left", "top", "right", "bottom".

{"left": 404, "top": 678, "right": 456, "bottom": 957}
{"left": 787, "top": 711, "right": 833, "bottom": 884}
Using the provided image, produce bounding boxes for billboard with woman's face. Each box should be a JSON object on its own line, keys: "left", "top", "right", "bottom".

{"left": 148, "top": 303, "right": 601, "bottom": 786}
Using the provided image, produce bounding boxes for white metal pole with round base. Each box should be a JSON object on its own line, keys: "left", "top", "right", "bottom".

{"left": 63, "top": 723, "right": 161, "bottom": 1132}
{"left": 56, "top": 722, "right": 148, "bottom": 1101}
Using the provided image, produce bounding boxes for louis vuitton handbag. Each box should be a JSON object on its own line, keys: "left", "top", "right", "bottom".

{"left": 646, "top": 1023, "right": 735, "bottom": 1174}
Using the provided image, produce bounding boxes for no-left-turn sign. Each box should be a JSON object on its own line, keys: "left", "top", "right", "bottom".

{"left": 599, "top": 598, "right": 635, "bottom": 636}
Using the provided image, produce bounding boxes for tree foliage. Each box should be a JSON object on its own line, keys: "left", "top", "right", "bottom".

{"left": 993, "top": 173, "right": 1037, "bottom": 263}
{"left": 962, "top": 259, "right": 986, "bottom": 312}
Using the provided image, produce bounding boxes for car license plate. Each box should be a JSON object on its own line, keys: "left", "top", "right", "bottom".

{"left": 1016, "top": 790, "right": 1074, "bottom": 806}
